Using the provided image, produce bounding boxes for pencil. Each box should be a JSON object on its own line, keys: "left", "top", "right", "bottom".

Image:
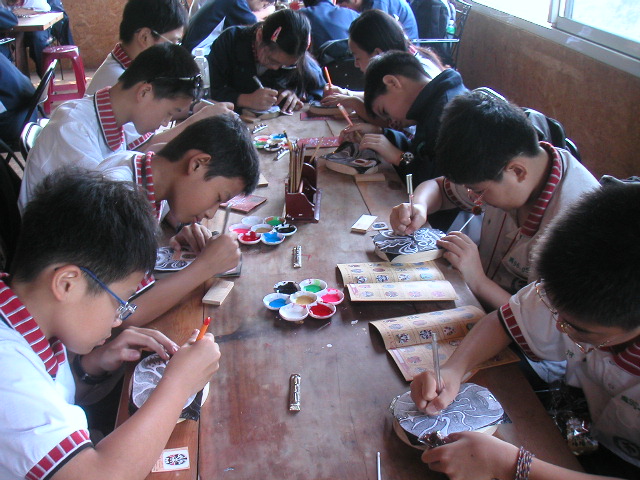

{"left": 432, "top": 331, "right": 442, "bottom": 393}
{"left": 406, "top": 174, "right": 414, "bottom": 219}
{"left": 252, "top": 75, "right": 264, "bottom": 89}
{"left": 323, "top": 66, "right": 332, "bottom": 86}
{"left": 337, "top": 103, "right": 353, "bottom": 127}
{"left": 196, "top": 316, "right": 211, "bottom": 340}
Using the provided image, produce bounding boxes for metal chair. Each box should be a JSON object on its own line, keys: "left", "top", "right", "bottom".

{"left": 19, "top": 120, "right": 46, "bottom": 160}
{"left": 411, "top": 0, "right": 472, "bottom": 68}
{"left": 22, "top": 58, "right": 56, "bottom": 127}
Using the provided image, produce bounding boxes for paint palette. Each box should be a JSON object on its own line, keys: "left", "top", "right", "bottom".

{"left": 274, "top": 224, "right": 297, "bottom": 236}
{"left": 279, "top": 303, "right": 309, "bottom": 322}
{"left": 263, "top": 293, "right": 290, "bottom": 310}
{"left": 251, "top": 223, "right": 273, "bottom": 234}
{"left": 316, "top": 288, "right": 345, "bottom": 305}
{"left": 290, "top": 291, "right": 318, "bottom": 306}
{"left": 238, "top": 231, "right": 262, "bottom": 245}
{"left": 261, "top": 231, "right": 285, "bottom": 245}
{"left": 299, "top": 278, "right": 327, "bottom": 293}
{"left": 308, "top": 301, "right": 336, "bottom": 319}
{"left": 265, "top": 215, "right": 286, "bottom": 226}
{"left": 274, "top": 281, "right": 301, "bottom": 295}
{"left": 254, "top": 134, "right": 287, "bottom": 151}
{"left": 228, "top": 223, "right": 251, "bottom": 235}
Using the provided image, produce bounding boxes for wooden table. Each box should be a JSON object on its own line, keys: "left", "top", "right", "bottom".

{"left": 117, "top": 112, "right": 583, "bottom": 479}
{"left": 5, "top": 11, "right": 63, "bottom": 75}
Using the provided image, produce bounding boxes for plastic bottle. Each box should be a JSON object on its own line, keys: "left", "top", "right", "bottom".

{"left": 446, "top": 18, "right": 456, "bottom": 36}
{"left": 193, "top": 48, "right": 210, "bottom": 97}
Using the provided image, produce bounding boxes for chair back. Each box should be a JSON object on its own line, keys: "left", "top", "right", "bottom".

{"left": 0, "top": 138, "right": 22, "bottom": 271}
{"left": 20, "top": 121, "right": 46, "bottom": 160}
{"left": 316, "top": 39, "right": 364, "bottom": 90}
{"left": 21, "top": 59, "right": 57, "bottom": 127}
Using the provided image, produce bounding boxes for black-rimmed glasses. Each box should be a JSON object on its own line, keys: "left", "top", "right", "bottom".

{"left": 147, "top": 74, "right": 203, "bottom": 100}
{"left": 80, "top": 267, "right": 137, "bottom": 321}
{"left": 151, "top": 29, "right": 182, "bottom": 45}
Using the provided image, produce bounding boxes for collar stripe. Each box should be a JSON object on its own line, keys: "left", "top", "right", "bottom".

{"left": 111, "top": 43, "right": 132, "bottom": 69}
{"left": 94, "top": 87, "right": 125, "bottom": 152}
{"left": 26, "top": 430, "right": 92, "bottom": 480}
{"left": 612, "top": 343, "right": 640, "bottom": 376}
{"left": 134, "top": 152, "right": 159, "bottom": 290}
{"left": 499, "top": 303, "right": 541, "bottom": 361}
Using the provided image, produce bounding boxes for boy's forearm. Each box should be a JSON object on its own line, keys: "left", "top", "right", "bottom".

{"left": 413, "top": 177, "right": 446, "bottom": 215}
{"left": 445, "top": 310, "right": 512, "bottom": 375}
{"left": 467, "top": 277, "right": 513, "bottom": 312}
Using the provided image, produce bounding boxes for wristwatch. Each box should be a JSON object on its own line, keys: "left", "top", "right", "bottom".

{"left": 72, "top": 354, "right": 111, "bottom": 385}
{"left": 399, "top": 151, "right": 414, "bottom": 168}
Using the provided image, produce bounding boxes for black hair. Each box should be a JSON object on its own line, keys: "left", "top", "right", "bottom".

{"left": 435, "top": 91, "right": 540, "bottom": 184}
{"left": 11, "top": 168, "right": 158, "bottom": 294}
{"left": 363, "top": 51, "right": 428, "bottom": 117}
{"left": 119, "top": 0, "right": 187, "bottom": 44}
{"left": 118, "top": 43, "right": 200, "bottom": 100}
{"left": 260, "top": 9, "right": 310, "bottom": 58}
{"left": 157, "top": 115, "right": 260, "bottom": 194}
{"left": 535, "top": 183, "right": 640, "bottom": 331}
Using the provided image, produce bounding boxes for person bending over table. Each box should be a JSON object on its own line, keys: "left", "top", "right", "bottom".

{"left": 207, "top": 8, "right": 325, "bottom": 114}
{"left": 322, "top": 9, "right": 444, "bottom": 126}
{"left": 410, "top": 184, "right": 640, "bottom": 480}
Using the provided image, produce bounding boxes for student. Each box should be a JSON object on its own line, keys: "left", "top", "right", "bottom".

{"left": 5, "top": 0, "right": 52, "bottom": 76}
{"left": 0, "top": 169, "right": 221, "bottom": 480}
{"left": 0, "top": 52, "right": 36, "bottom": 145}
{"left": 87, "top": 0, "right": 187, "bottom": 95}
{"left": 389, "top": 90, "right": 599, "bottom": 311}
{"left": 207, "top": 8, "right": 325, "bottom": 113}
{"left": 182, "top": 0, "right": 272, "bottom": 55}
{"left": 340, "top": 51, "right": 466, "bottom": 190}
{"left": 335, "top": 0, "right": 418, "bottom": 41}
{"left": 322, "top": 9, "right": 444, "bottom": 125}
{"left": 410, "top": 183, "right": 640, "bottom": 479}
{"left": 299, "top": 0, "right": 359, "bottom": 56}
{"left": 18, "top": 42, "right": 233, "bottom": 213}
{"left": 96, "top": 115, "right": 260, "bottom": 327}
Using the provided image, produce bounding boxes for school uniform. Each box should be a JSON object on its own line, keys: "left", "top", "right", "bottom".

{"left": 0, "top": 277, "right": 92, "bottom": 480}
{"left": 207, "top": 25, "right": 326, "bottom": 108}
{"left": 86, "top": 43, "right": 131, "bottom": 95}
{"left": 0, "top": 53, "right": 36, "bottom": 145}
{"left": 182, "top": 0, "right": 257, "bottom": 55}
{"left": 300, "top": 0, "right": 359, "bottom": 54}
{"left": 443, "top": 143, "right": 600, "bottom": 294}
{"left": 18, "top": 87, "right": 152, "bottom": 214}
{"left": 363, "top": 0, "right": 418, "bottom": 40}
{"left": 500, "top": 282, "right": 640, "bottom": 467}
{"left": 384, "top": 68, "right": 467, "bottom": 186}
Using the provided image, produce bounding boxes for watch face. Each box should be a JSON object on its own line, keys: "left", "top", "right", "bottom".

{"left": 402, "top": 152, "right": 414, "bottom": 165}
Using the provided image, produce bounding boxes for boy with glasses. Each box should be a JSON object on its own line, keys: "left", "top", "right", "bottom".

{"left": 390, "top": 90, "right": 599, "bottom": 312}
{"left": 19, "top": 43, "right": 232, "bottom": 214}
{"left": 410, "top": 183, "right": 640, "bottom": 479}
{"left": 0, "top": 168, "right": 222, "bottom": 479}
{"left": 87, "top": 0, "right": 188, "bottom": 94}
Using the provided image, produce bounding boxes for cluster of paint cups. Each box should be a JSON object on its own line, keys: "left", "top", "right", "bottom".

{"left": 253, "top": 132, "right": 287, "bottom": 152}
{"left": 228, "top": 215, "right": 297, "bottom": 246}
{"left": 263, "top": 279, "right": 345, "bottom": 322}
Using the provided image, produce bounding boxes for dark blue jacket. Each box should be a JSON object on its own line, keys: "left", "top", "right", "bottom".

{"left": 0, "top": 53, "right": 36, "bottom": 144}
{"left": 182, "top": 0, "right": 257, "bottom": 53}
{"left": 207, "top": 25, "right": 326, "bottom": 108}
{"left": 365, "top": 0, "right": 418, "bottom": 40}
{"left": 300, "top": 0, "right": 359, "bottom": 54}
{"left": 384, "top": 68, "right": 467, "bottom": 185}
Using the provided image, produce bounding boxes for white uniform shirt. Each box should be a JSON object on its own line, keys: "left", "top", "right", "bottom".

{"left": 442, "top": 143, "right": 599, "bottom": 294}
{"left": 86, "top": 43, "right": 131, "bottom": 95}
{"left": 501, "top": 282, "right": 640, "bottom": 467}
{"left": 18, "top": 87, "right": 152, "bottom": 213}
{"left": 0, "top": 278, "right": 91, "bottom": 480}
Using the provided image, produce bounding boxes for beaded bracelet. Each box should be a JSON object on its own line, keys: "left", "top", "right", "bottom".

{"left": 515, "top": 446, "right": 534, "bottom": 480}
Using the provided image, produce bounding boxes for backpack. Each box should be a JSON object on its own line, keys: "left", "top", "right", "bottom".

{"left": 523, "top": 108, "right": 582, "bottom": 162}
{"left": 410, "top": 0, "right": 456, "bottom": 64}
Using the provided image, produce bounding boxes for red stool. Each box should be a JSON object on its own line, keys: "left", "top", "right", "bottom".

{"left": 42, "top": 45, "right": 87, "bottom": 114}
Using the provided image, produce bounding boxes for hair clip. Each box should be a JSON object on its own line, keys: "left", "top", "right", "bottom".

{"left": 271, "top": 26, "right": 282, "bottom": 43}
{"left": 307, "top": 33, "right": 312, "bottom": 50}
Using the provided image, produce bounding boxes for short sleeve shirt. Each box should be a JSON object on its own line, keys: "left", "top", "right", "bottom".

{"left": 500, "top": 283, "right": 640, "bottom": 467}
{"left": 441, "top": 144, "right": 599, "bottom": 294}
{"left": 0, "top": 278, "right": 91, "bottom": 480}
{"left": 85, "top": 43, "right": 131, "bottom": 95}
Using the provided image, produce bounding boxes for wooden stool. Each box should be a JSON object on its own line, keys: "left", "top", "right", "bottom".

{"left": 42, "top": 45, "right": 87, "bottom": 114}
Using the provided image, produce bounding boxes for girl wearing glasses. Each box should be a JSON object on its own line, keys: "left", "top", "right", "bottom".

{"left": 207, "top": 8, "right": 325, "bottom": 113}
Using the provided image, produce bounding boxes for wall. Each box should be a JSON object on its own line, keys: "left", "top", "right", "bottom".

{"left": 456, "top": 10, "right": 640, "bottom": 180}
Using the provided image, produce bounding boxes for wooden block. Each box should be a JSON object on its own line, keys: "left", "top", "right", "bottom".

{"left": 203, "top": 279, "right": 234, "bottom": 306}
{"left": 257, "top": 173, "right": 269, "bottom": 187}
{"left": 354, "top": 173, "right": 386, "bottom": 183}
{"left": 351, "top": 214, "right": 378, "bottom": 233}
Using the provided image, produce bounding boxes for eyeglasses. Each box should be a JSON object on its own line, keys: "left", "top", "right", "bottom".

{"left": 534, "top": 281, "right": 611, "bottom": 354}
{"left": 260, "top": 44, "right": 298, "bottom": 70}
{"left": 80, "top": 267, "right": 137, "bottom": 322}
{"left": 148, "top": 75, "right": 203, "bottom": 100}
{"left": 151, "top": 29, "right": 182, "bottom": 45}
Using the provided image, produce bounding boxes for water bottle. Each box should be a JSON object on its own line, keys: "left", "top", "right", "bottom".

{"left": 193, "top": 48, "right": 210, "bottom": 98}
{"left": 446, "top": 18, "right": 456, "bottom": 36}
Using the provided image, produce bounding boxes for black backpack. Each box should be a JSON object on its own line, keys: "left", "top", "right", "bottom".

{"left": 410, "top": 0, "right": 456, "bottom": 63}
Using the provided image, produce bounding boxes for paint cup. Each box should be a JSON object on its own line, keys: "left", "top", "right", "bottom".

{"left": 261, "top": 231, "right": 285, "bottom": 245}
{"left": 238, "top": 231, "right": 262, "bottom": 245}
{"left": 251, "top": 223, "right": 274, "bottom": 234}
{"left": 263, "top": 293, "right": 290, "bottom": 311}
{"left": 299, "top": 279, "right": 328, "bottom": 293}
{"left": 253, "top": 135, "right": 270, "bottom": 148}
{"left": 308, "top": 301, "right": 336, "bottom": 319}
{"left": 274, "top": 280, "right": 301, "bottom": 295}
{"left": 279, "top": 303, "right": 308, "bottom": 322}
{"left": 228, "top": 223, "right": 251, "bottom": 234}
{"left": 316, "top": 288, "right": 345, "bottom": 305}
{"left": 274, "top": 224, "right": 297, "bottom": 236}
{"left": 241, "top": 215, "right": 264, "bottom": 226}
{"left": 264, "top": 216, "right": 286, "bottom": 227}
{"left": 290, "top": 290, "right": 318, "bottom": 306}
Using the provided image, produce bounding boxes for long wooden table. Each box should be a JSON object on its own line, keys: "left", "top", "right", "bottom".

{"left": 117, "top": 111, "right": 583, "bottom": 479}
{"left": 5, "top": 11, "right": 63, "bottom": 75}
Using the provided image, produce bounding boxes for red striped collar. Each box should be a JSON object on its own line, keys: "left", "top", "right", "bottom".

{"left": 606, "top": 340, "right": 640, "bottom": 377}
{"left": 111, "top": 42, "right": 132, "bottom": 69}
{"left": 520, "top": 142, "right": 563, "bottom": 237}
{"left": 0, "top": 276, "right": 66, "bottom": 378}
{"left": 94, "top": 87, "right": 125, "bottom": 152}
{"left": 134, "top": 151, "right": 162, "bottom": 221}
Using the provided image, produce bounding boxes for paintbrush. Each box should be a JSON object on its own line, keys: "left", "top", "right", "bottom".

{"left": 406, "top": 174, "right": 414, "bottom": 220}
{"left": 432, "top": 332, "right": 442, "bottom": 393}
{"left": 221, "top": 203, "right": 232, "bottom": 233}
{"left": 309, "top": 137, "right": 324, "bottom": 163}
